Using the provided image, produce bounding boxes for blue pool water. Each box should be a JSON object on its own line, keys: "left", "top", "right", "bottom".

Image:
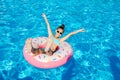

{"left": 0, "top": 0, "right": 120, "bottom": 80}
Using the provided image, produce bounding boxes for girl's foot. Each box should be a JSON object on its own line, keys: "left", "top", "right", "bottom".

{"left": 46, "top": 52, "right": 53, "bottom": 56}
{"left": 25, "top": 38, "right": 32, "bottom": 53}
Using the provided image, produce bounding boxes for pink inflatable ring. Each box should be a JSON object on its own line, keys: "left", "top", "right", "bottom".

{"left": 23, "top": 37, "right": 73, "bottom": 68}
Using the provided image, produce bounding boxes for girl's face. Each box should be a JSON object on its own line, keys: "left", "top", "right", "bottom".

{"left": 55, "top": 28, "right": 64, "bottom": 37}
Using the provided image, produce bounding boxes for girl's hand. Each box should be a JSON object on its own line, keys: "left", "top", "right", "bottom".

{"left": 42, "top": 13, "right": 46, "bottom": 18}
{"left": 79, "top": 28, "right": 85, "bottom": 32}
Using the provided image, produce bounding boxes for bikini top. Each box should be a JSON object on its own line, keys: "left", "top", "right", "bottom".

{"left": 53, "top": 38, "right": 60, "bottom": 45}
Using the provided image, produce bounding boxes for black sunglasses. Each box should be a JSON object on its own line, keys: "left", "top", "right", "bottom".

{"left": 57, "top": 30, "right": 63, "bottom": 34}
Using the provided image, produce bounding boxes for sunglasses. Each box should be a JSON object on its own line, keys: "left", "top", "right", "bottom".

{"left": 57, "top": 30, "right": 63, "bottom": 35}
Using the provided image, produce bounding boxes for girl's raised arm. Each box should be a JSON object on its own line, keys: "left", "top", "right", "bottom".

{"left": 60, "top": 28, "right": 85, "bottom": 42}
{"left": 42, "top": 13, "right": 53, "bottom": 37}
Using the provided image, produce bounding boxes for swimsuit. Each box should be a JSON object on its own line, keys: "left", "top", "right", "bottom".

{"left": 53, "top": 38, "right": 60, "bottom": 45}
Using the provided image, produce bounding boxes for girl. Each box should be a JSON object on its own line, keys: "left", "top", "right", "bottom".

{"left": 25, "top": 13, "right": 85, "bottom": 56}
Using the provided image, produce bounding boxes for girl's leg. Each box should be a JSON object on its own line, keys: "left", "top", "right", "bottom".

{"left": 44, "top": 36, "right": 53, "bottom": 52}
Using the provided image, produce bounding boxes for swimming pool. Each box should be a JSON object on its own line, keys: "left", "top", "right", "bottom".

{"left": 0, "top": 0, "right": 120, "bottom": 80}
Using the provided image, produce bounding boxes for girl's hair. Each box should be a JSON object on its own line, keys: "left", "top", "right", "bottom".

{"left": 57, "top": 24, "right": 65, "bottom": 33}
